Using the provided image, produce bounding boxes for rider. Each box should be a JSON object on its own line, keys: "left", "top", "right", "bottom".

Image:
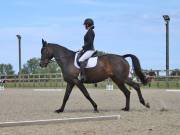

{"left": 78, "top": 18, "right": 95, "bottom": 82}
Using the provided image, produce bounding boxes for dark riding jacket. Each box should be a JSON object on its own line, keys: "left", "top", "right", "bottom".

{"left": 82, "top": 28, "right": 95, "bottom": 51}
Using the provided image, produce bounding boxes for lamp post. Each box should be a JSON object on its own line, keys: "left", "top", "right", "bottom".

{"left": 163, "top": 15, "right": 170, "bottom": 77}
{"left": 16, "top": 34, "right": 22, "bottom": 74}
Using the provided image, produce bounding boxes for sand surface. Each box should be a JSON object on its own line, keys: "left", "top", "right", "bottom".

{"left": 0, "top": 88, "right": 180, "bottom": 135}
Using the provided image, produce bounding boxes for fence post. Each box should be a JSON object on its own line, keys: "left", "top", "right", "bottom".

{"left": 166, "top": 77, "right": 169, "bottom": 88}
{"left": 157, "top": 81, "right": 159, "bottom": 88}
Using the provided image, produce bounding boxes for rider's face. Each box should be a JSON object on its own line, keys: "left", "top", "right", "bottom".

{"left": 84, "top": 24, "right": 89, "bottom": 30}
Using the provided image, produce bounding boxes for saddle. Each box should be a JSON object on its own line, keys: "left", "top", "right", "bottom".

{"left": 74, "top": 51, "right": 98, "bottom": 69}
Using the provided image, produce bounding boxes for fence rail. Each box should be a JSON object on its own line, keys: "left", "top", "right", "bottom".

{"left": 1, "top": 73, "right": 180, "bottom": 89}
{"left": 0, "top": 73, "right": 107, "bottom": 88}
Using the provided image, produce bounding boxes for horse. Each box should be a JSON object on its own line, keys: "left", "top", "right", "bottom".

{"left": 40, "top": 39, "right": 150, "bottom": 113}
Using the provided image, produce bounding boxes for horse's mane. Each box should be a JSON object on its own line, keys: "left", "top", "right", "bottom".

{"left": 47, "top": 43, "right": 75, "bottom": 55}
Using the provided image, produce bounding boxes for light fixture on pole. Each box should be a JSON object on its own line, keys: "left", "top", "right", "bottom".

{"left": 16, "top": 34, "right": 22, "bottom": 74}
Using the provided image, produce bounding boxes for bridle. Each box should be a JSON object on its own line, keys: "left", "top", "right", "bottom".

{"left": 41, "top": 46, "right": 76, "bottom": 65}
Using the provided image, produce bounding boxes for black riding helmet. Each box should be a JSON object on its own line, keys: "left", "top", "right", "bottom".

{"left": 83, "top": 18, "right": 94, "bottom": 27}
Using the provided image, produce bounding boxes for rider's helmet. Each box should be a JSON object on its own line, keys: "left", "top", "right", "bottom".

{"left": 83, "top": 18, "right": 94, "bottom": 27}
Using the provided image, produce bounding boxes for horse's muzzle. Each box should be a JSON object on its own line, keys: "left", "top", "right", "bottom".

{"left": 40, "top": 62, "right": 47, "bottom": 68}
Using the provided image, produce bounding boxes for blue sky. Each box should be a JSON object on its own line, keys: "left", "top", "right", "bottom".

{"left": 0, "top": 0, "right": 179, "bottom": 73}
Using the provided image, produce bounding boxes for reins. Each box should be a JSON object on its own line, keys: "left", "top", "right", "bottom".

{"left": 49, "top": 54, "right": 75, "bottom": 63}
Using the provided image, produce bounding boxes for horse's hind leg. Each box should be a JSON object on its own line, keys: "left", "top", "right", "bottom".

{"left": 125, "top": 78, "right": 150, "bottom": 108}
{"left": 118, "top": 84, "right": 131, "bottom": 111}
{"left": 111, "top": 77, "right": 131, "bottom": 111}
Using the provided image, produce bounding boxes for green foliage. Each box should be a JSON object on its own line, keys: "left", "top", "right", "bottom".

{"left": 145, "top": 69, "right": 156, "bottom": 76}
{"left": 21, "top": 57, "right": 61, "bottom": 74}
{"left": 21, "top": 58, "right": 40, "bottom": 74}
{"left": 0, "top": 64, "right": 15, "bottom": 75}
{"left": 170, "top": 69, "right": 180, "bottom": 76}
{"left": 96, "top": 51, "right": 107, "bottom": 56}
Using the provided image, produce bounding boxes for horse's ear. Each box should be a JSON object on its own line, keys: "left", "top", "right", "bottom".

{"left": 42, "top": 38, "right": 47, "bottom": 47}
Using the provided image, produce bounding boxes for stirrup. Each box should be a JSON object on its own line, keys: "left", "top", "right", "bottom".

{"left": 78, "top": 73, "right": 86, "bottom": 82}
{"left": 78, "top": 73, "right": 81, "bottom": 80}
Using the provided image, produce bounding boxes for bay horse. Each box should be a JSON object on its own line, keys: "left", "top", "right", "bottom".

{"left": 40, "top": 39, "right": 150, "bottom": 113}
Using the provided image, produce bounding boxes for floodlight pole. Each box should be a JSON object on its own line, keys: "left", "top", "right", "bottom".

{"left": 163, "top": 15, "right": 170, "bottom": 77}
{"left": 16, "top": 35, "right": 22, "bottom": 74}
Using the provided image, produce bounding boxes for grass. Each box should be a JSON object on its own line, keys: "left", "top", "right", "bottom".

{"left": 142, "top": 80, "right": 180, "bottom": 89}
{"left": 3, "top": 80, "right": 180, "bottom": 89}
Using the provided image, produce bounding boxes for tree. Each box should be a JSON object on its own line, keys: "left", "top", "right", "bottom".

{"left": 96, "top": 51, "right": 107, "bottom": 56}
{"left": 0, "top": 64, "right": 15, "bottom": 75}
{"left": 170, "top": 69, "right": 180, "bottom": 76}
{"left": 148, "top": 70, "right": 156, "bottom": 77}
{"left": 21, "top": 57, "right": 61, "bottom": 74}
{"left": 21, "top": 58, "right": 40, "bottom": 74}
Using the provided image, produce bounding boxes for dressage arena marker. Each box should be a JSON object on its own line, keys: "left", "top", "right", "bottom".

{"left": 0, "top": 115, "right": 120, "bottom": 127}
{"left": 0, "top": 86, "right": 5, "bottom": 91}
{"left": 106, "top": 84, "right": 114, "bottom": 91}
{"left": 166, "top": 89, "right": 180, "bottom": 92}
{"left": 33, "top": 89, "right": 63, "bottom": 92}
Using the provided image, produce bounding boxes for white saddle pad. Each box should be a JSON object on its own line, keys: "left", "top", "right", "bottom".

{"left": 74, "top": 52, "right": 98, "bottom": 69}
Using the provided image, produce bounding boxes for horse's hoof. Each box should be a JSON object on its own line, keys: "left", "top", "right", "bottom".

{"left": 93, "top": 110, "right": 99, "bottom": 113}
{"left": 121, "top": 107, "right": 129, "bottom": 111}
{"left": 146, "top": 102, "right": 150, "bottom": 108}
{"left": 55, "top": 109, "right": 63, "bottom": 113}
{"left": 93, "top": 108, "right": 99, "bottom": 113}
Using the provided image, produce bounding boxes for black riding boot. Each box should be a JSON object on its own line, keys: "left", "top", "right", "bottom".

{"left": 79, "top": 62, "right": 86, "bottom": 82}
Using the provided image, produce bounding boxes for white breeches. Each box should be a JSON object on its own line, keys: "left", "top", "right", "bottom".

{"left": 79, "top": 50, "right": 95, "bottom": 62}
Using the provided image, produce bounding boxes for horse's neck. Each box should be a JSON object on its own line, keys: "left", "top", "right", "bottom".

{"left": 52, "top": 46, "right": 75, "bottom": 68}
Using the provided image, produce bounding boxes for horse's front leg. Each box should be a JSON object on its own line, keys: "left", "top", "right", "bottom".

{"left": 55, "top": 83, "right": 74, "bottom": 113}
{"left": 73, "top": 79, "right": 99, "bottom": 112}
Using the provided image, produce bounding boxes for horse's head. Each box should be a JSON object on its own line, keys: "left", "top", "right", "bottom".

{"left": 40, "top": 39, "right": 54, "bottom": 67}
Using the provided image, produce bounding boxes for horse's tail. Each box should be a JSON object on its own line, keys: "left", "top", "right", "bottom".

{"left": 122, "top": 54, "right": 148, "bottom": 85}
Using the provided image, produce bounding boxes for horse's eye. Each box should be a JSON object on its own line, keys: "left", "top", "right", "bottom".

{"left": 41, "top": 48, "right": 46, "bottom": 54}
